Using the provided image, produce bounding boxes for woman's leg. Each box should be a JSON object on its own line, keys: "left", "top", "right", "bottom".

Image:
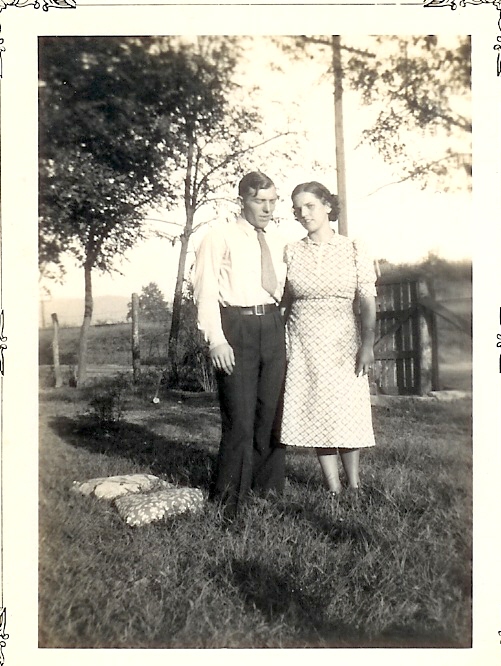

{"left": 316, "top": 448, "right": 342, "bottom": 494}
{"left": 338, "top": 448, "right": 360, "bottom": 489}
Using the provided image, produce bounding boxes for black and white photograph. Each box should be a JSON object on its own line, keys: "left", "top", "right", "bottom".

{"left": 1, "top": 2, "right": 500, "bottom": 665}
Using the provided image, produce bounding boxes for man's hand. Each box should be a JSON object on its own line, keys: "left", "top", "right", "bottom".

{"left": 210, "top": 343, "right": 236, "bottom": 375}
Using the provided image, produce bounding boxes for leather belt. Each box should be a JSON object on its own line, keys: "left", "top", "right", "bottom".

{"left": 225, "top": 303, "right": 278, "bottom": 316}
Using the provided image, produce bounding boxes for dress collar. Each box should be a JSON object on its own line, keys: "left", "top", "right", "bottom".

{"left": 305, "top": 232, "right": 338, "bottom": 247}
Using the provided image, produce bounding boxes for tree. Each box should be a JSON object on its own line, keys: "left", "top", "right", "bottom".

{"left": 344, "top": 35, "right": 471, "bottom": 192}
{"left": 151, "top": 37, "right": 297, "bottom": 385}
{"left": 126, "top": 283, "right": 170, "bottom": 323}
{"left": 277, "top": 35, "right": 471, "bottom": 219}
{"left": 38, "top": 37, "right": 227, "bottom": 384}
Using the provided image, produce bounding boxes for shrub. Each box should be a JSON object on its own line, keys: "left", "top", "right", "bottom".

{"left": 87, "top": 375, "right": 131, "bottom": 427}
{"left": 176, "top": 297, "right": 216, "bottom": 393}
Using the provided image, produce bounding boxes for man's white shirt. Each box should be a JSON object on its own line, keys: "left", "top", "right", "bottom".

{"left": 193, "top": 217, "right": 287, "bottom": 350}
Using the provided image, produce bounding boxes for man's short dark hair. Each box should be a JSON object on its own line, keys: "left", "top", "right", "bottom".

{"left": 238, "top": 171, "right": 275, "bottom": 199}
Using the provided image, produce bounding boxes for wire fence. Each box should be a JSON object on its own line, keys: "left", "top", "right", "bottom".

{"left": 39, "top": 297, "right": 472, "bottom": 395}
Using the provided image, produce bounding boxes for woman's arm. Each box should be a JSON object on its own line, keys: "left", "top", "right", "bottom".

{"left": 356, "top": 294, "right": 376, "bottom": 376}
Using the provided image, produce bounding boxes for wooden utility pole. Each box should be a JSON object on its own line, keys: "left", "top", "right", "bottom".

{"left": 131, "top": 292, "right": 141, "bottom": 383}
{"left": 332, "top": 35, "right": 348, "bottom": 237}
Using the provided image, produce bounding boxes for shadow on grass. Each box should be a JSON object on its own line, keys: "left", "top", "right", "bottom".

{"left": 228, "top": 558, "right": 362, "bottom": 648}
{"left": 274, "top": 493, "right": 377, "bottom": 545}
{"left": 48, "top": 415, "right": 216, "bottom": 491}
{"left": 228, "top": 555, "right": 466, "bottom": 648}
{"left": 145, "top": 408, "right": 219, "bottom": 432}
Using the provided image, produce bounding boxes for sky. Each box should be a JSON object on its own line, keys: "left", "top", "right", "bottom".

{"left": 42, "top": 35, "right": 472, "bottom": 305}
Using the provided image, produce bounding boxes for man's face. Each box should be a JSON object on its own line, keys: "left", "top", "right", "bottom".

{"left": 241, "top": 186, "right": 278, "bottom": 229}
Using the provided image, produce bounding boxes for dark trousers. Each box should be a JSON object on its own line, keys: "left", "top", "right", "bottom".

{"left": 210, "top": 307, "right": 286, "bottom": 517}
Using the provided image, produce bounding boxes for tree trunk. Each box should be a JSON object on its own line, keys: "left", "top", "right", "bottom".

{"left": 332, "top": 35, "right": 348, "bottom": 237}
{"left": 167, "top": 229, "right": 191, "bottom": 386}
{"left": 131, "top": 292, "right": 141, "bottom": 383}
{"left": 166, "top": 134, "right": 196, "bottom": 386}
{"left": 76, "top": 261, "right": 94, "bottom": 386}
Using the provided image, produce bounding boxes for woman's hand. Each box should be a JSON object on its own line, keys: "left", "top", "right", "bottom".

{"left": 357, "top": 295, "right": 376, "bottom": 377}
{"left": 356, "top": 342, "right": 374, "bottom": 377}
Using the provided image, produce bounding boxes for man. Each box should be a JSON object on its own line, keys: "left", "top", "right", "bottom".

{"left": 193, "top": 171, "right": 287, "bottom": 519}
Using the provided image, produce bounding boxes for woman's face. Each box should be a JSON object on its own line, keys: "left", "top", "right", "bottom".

{"left": 292, "top": 191, "right": 331, "bottom": 235}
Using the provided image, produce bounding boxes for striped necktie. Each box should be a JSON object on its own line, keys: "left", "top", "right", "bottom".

{"left": 256, "top": 228, "right": 278, "bottom": 298}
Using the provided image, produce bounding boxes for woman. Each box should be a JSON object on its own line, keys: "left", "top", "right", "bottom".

{"left": 281, "top": 181, "right": 377, "bottom": 495}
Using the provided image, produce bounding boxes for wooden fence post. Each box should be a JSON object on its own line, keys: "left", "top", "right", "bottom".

{"left": 51, "top": 313, "right": 63, "bottom": 388}
{"left": 131, "top": 293, "right": 141, "bottom": 383}
{"left": 416, "top": 278, "right": 438, "bottom": 394}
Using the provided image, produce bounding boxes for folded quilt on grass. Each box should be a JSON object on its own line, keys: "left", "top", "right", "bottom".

{"left": 114, "top": 487, "right": 205, "bottom": 526}
{"left": 71, "top": 473, "right": 205, "bottom": 526}
{"left": 71, "top": 473, "right": 174, "bottom": 500}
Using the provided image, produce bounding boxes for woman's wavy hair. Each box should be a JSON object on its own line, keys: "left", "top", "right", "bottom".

{"left": 291, "top": 181, "right": 340, "bottom": 222}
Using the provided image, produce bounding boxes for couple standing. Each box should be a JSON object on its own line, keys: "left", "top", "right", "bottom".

{"left": 193, "top": 171, "right": 377, "bottom": 519}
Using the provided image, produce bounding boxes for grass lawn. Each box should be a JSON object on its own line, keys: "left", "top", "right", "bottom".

{"left": 39, "top": 381, "right": 472, "bottom": 648}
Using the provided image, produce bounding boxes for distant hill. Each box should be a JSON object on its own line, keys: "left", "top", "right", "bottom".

{"left": 39, "top": 295, "right": 130, "bottom": 328}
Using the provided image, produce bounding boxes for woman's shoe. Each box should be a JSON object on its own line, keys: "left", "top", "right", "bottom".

{"left": 345, "top": 486, "right": 362, "bottom": 503}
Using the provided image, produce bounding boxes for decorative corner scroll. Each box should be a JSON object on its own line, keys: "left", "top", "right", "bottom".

{"left": 0, "top": 0, "right": 75, "bottom": 11}
{"left": 494, "top": 8, "right": 501, "bottom": 75}
{"left": 0, "top": 26, "right": 4, "bottom": 79}
{"left": 424, "top": 0, "right": 501, "bottom": 76}
{"left": 0, "top": 312, "right": 6, "bottom": 377}
{"left": 0, "top": 0, "right": 75, "bottom": 77}
{"left": 0, "top": 608, "right": 8, "bottom": 666}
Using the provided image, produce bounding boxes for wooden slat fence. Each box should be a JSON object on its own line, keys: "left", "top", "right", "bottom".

{"left": 373, "top": 273, "right": 471, "bottom": 395}
{"left": 374, "top": 276, "right": 423, "bottom": 395}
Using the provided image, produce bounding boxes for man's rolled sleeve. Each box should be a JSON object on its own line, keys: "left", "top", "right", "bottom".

{"left": 193, "top": 229, "right": 228, "bottom": 350}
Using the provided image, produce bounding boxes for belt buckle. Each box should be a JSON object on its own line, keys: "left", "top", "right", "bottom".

{"left": 255, "top": 304, "right": 265, "bottom": 316}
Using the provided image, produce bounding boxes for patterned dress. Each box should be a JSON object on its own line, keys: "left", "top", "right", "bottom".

{"left": 281, "top": 234, "right": 377, "bottom": 449}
